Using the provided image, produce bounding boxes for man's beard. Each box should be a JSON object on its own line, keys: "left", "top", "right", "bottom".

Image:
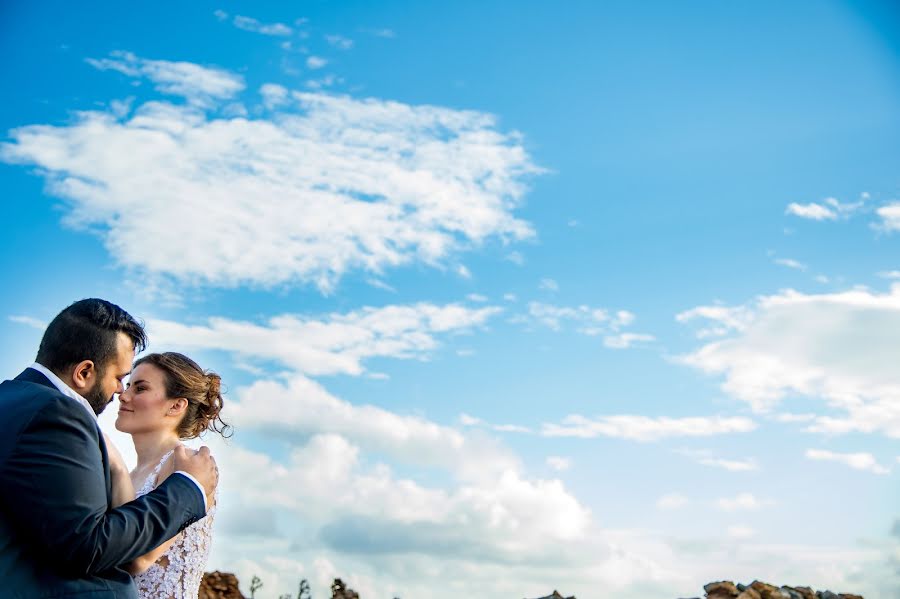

{"left": 83, "top": 374, "right": 114, "bottom": 415}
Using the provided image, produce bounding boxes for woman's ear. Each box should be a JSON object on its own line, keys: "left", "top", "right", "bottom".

{"left": 71, "top": 360, "right": 96, "bottom": 391}
{"left": 169, "top": 397, "right": 188, "bottom": 417}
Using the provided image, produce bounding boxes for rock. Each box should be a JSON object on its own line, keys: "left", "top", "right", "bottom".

{"left": 199, "top": 571, "right": 245, "bottom": 599}
{"left": 783, "top": 587, "right": 816, "bottom": 599}
{"left": 527, "top": 592, "right": 576, "bottom": 599}
{"left": 705, "top": 581, "right": 740, "bottom": 597}
{"left": 331, "top": 578, "right": 360, "bottom": 599}
{"left": 750, "top": 581, "right": 790, "bottom": 599}
{"left": 695, "top": 580, "right": 863, "bottom": 599}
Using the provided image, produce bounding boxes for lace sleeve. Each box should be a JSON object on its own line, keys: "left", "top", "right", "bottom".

{"left": 134, "top": 504, "right": 217, "bottom": 598}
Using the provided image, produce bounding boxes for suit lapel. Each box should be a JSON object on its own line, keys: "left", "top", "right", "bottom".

{"left": 16, "top": 368, "right": 114, "bottom": 505}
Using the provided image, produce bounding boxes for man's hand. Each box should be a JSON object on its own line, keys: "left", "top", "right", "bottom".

{"left": 173, "top": 445, "right": 218, "bottom": 504}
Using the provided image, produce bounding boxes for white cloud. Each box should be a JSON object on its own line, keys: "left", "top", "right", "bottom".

{"left": 786, "top": 197, "right": 864, "bottom": 222}
{"left": 805, "top": 449, "right": 890, "bottom": 475}
{"left": 259, "top": 83, "right": 289, "bottom": 109}
{"left": 678, "top": 285, "right": 900, "bottom": 436}
{"left": 2, "top": 67, "right": 541, "bottom": 292}
{"left": 656, "top": 493, "right": 688, "bottom": 510}
{"left": 305, "top": 74, "right": 343, "bottom": 90}
{"left": 786, "top": 202, "right": 837, "bottom": 221}
{"left": 516, "top": 303, "right": 645, "bottom": 344}
{"left": 230, "top": 374, "right": 521, "bottom": 483}
{"left": 459, "top": 413, "right": 484, "bottom": 426}
{"left": 772, "top": 412, "right": 817, "bottom": 423}
{"left": 876, "top": 202, "right": 900, "bottom": 232}
{"left": 726, "top": 525, "right": 756, "bottom": 540}
{"left": 774, "top": 258, "right": 807, "bottom": 271}
{"left": 523, "top": 302, "right": 607, "bottom": 331}
{"left": 715, "top": 493, "right": 773, "bottom": 512}
{"left": 85, "top": 51, "right": 244, "bottom": 106}
{"left": 493, "top": 423, "right": 531, "bottom": 433}
{"left": 538, "top": 278, "right": 559, "bottom": 292}
{"left": 325, "top": 35, "right": 354, "bottom": 50}
{"left": 676, "top": 304, "right": 753, "bottom": 339}
{"left": 877, "top": 270, "right": 900, "bottom": 280}
{"left": 466, "top": 293, "right": 488, "bottom": 303}
{"left": 602, "top": 332, "right": 655, "bottom": 349}
{"left": 505, "top": 251, "right": 524, "bottom": 265}
{"left": 674, "top": 449, "right": 759, "bottom": 472}
{"left": 147, "top": 302, "right": 501, "bottom": 377}
{"left": 365, "top": 28, "right": 396, "bottom": 38}
{"left": 546, "top": 456, "right": 571, "bottom": 471}
{"left": 232, "top": 15, "right": 293, "bottom": 36}
{"left": 306, "top": 56, "right": 328, "bottom": 69}
{"left": 9, "top": 315, "right": 46, "bottom": 330}
{"left": 213, "top": 9, "right": 228, "bottom": 21}
{"left": 541, "top": 415, "right": 756, "bottom": 442}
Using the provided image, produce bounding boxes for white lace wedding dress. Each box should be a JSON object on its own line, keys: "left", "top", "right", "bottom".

{"left": 133, "top": 447, "right": 216, "bottom": 599}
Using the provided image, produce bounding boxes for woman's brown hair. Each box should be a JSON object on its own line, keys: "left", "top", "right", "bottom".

{"left": 134, "top": 352, "right": 232, "bottom": 440}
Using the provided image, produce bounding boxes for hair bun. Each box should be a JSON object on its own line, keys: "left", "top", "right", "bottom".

{"left": 204, "top": 372, "right": 222, "bottom": 407}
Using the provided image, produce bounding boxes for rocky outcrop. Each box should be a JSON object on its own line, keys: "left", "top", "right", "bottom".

{"left": 527, "top": 592, "right": 576, "bottom": 599}
{"left": 199, "top": 571, "right": 245, "bottom": 599}
{"left": 695, "top": 580, "right": 863, "bottom": 599}
{"left": 331, "top": 578, "right": 360, "bottom": 599}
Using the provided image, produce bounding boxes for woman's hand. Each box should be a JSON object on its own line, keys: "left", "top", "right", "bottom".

{"left": 103, "top": 433, "right": 135, "bottom": 508}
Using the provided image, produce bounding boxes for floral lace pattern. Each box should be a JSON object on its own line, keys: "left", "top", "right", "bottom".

{"left": 133, "top": 447, "right": 216, "bottom": 599}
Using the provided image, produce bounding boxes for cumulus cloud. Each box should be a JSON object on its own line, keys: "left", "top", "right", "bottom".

{"left": 306, "top": 56, "right": 328, "bottom": 69}
{"left": 805, "top": 449, "right": 890, "bottom": 475}
{"left": 2, "top": 62, "right": 541, "bottom": 292}
{"left": 876, "top": 202, "right": 900, "bottom": 232}
{"left": 678, "top": 285, "right": 900, "bottom": 437}
{"left": 148, "top": 302, "right": 501, "bottom": 377}
{"left": 541, "top": 415, "right": 756, "bottom": 442}
{"left": 85, "top": 51, "right": 244, "bottom": 106}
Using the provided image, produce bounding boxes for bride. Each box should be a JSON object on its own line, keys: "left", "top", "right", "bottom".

{"left": 106, "top": 352, "right": 231, "bottom": 598}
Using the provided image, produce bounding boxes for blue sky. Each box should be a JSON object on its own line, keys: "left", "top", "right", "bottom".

{"left": 1, "top": 1, "right": 899, "bottom": 597}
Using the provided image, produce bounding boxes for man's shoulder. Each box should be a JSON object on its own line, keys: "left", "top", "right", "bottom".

{"left": 0, "top": 375, "right": 95, "bottom": 432}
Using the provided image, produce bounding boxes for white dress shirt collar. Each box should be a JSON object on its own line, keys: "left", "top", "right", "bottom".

{"left": 28, "top": 362, "right": 98, "bottom": 422}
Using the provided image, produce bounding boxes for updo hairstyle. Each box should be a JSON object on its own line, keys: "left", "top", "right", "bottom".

{"left": 134, "top": 352, "right": 232, "bottom": 439}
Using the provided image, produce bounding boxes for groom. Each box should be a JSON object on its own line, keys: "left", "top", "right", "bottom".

{"left": 0, "top": 298, "right": 218, "bottom": 598}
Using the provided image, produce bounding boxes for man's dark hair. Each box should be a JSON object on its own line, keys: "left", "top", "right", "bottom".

{"left": 36, "top": 298, "right": 148, "bottom": 375}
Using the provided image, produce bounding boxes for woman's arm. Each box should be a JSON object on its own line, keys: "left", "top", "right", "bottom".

{"left": 126, "top": 451, "right": 216, "bottom": 576}
{"left": 104, "top": 433, "right": 135, "bottom": 508}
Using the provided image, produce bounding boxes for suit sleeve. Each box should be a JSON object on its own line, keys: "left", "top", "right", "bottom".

{"left": 0, "top": 397, "right": 206, "bottom": 577}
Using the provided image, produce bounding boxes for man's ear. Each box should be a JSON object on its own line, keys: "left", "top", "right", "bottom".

{"left": 71, "top": 360, "right": 97, "bottom": 391}
{"left": 169, "top": 397, "right": 189, "bottom": 417}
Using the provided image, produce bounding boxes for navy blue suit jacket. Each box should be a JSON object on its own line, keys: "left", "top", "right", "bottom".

{"left": 0, "top": 369, "right": 206, "bottom": 598}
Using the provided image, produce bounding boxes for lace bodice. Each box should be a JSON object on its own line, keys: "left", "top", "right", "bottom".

{"left": 133, "top": 447, "right": 216, "bottom": 599}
